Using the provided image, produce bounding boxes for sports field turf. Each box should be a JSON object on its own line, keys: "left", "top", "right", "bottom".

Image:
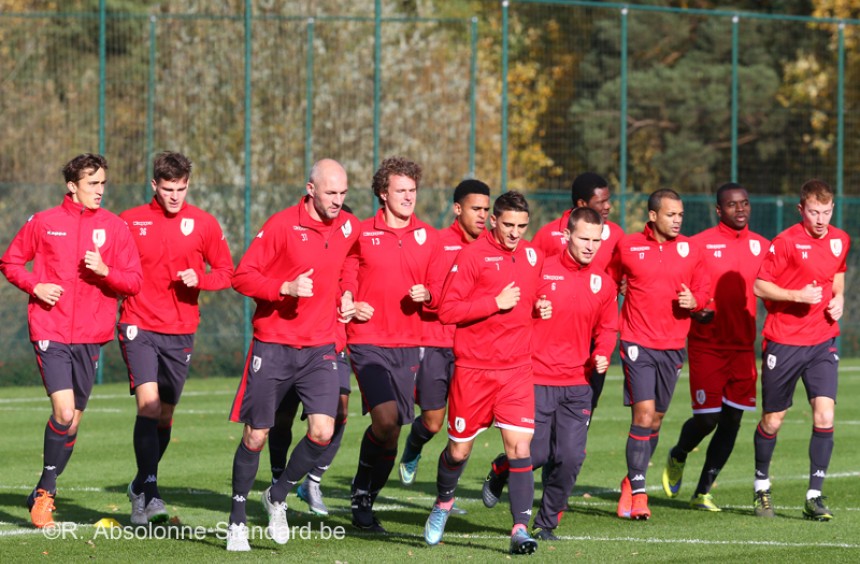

{"left": 1, "top": 362, "right": 859, "bottom": 561}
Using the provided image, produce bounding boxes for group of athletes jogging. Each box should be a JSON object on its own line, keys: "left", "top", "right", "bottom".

{"left": 0, "top": 152, "right": 848, "bottom": 554}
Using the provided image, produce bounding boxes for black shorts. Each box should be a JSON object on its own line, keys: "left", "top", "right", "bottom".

{"left": 118, "top": 324, "right": 194, "bottom": 405}
{"left": 33, "top": 341, "right": 101, "bottom": 411}
{"left": 349, "top": 344, "right": 420, "bottom": 425}
{"left": 229, "top": 340, "right": 339, "bottom": 428}
{"left": 620, "top": 341, "right": 685, "bottom": 413}
{"left": 337, "top": 349, "right": 352, "bottom": 396}
{"left": 761, "top": 338, "right": 839, "bottom": 413}
{"left": 416, "top": 346, "right": 454, "bottom": 411}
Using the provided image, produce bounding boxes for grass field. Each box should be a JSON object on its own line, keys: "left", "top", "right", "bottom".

{"left": 2, "top": 361, "right": 860, "bottom": 562}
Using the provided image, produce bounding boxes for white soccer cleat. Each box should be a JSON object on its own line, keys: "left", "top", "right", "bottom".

{"left": 262, "top": 486, "right": 290, "bottom": 544}
{"left": 226, "top": 522, "right": 251, "bottom": 552}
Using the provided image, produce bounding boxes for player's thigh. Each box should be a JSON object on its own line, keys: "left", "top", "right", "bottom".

{"left": 416, "top": 346, "right": 454, "bottom": 411}
{"left": 293, "top": 344, "right": 340, "bottom": 419}
{"left": 230, "top": 340, "right": 299, "bottom": 428}
{"left": 447, "top": 365, "right": 497, "bottom": 443}
{"left": 761, "top": 340, "right": 806, "bottom": 413}
{"left": 494, "top": 365, "right": 535, "bottom": 434}
{"left": 154, "top": 332, "right": 194, "bottom": 405}
{"left": 801, "top": 339, "right": 839, "bottom": 403}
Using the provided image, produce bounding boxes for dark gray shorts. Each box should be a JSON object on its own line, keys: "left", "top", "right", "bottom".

{"left": 761, "top": 338, "right": 838, "bottom": 413}
{"left": 33, "top": 341, "right": 101, "bottom": 411}
{"left": 349, "top": 344, "right": 419, "bottom": 425}
{"left": 416, "top": 346, "right": 454, "bottom": 411}
{"left": 118, "top": 324, "right": 194, "bottom": 405}
{"left": 620, "top": 341, "right": 685, "bottom": 413}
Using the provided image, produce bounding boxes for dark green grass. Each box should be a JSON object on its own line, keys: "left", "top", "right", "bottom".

{"left": 1, "top": 361, "right": 859, "bottom": 561}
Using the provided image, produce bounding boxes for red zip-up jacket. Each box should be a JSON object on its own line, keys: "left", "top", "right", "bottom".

{"left": 608, "top": 223, "right": 709, "bottom": 350}
{"left": 688, "top": 222, "right": 769, "bottom": 350}
{"left": 341, "top": 210, "right": 438, "bottom": 348}
{"left": 232, "top": 197, "right": 359, "bottom": 347}
{"left": 439, "top": 231, "right": 543, "bottom": 370}
{"left": 1, "top": 194, "right": 143, "bottom": 344}
{"left": 531, "top": 209, "right": 624, "bottom": 273}
{"left": 119, "top": 199, "right": 234, "bottom": 334}
{"left": 757, "top": 222, "right": 850, "bottom": 346}
{"left": 533, "top": 251, "right": 618, "bottom": 386}
{"left": 421, "top": 220, "right": 473, "bottom": 348}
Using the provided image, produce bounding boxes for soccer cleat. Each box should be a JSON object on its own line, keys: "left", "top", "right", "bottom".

{"left": 533, "top": 527, "right": 560, "bottom": 541}
{"left": 30, "top": 489, "right": 56, "bottom": 529}
{"left": 662, "top": 453, "right": 685, "bottom": 498}
{"left": 509, "top": 527, "right": 538, "bottom": 555}
{"left": 262, "top": 486, "right": 290, "bottom": 544}
{"left": 617, "top": 476, "right": 632, "bottom": 518}
{"left": 26, "top": 489, "right": 37, "bottom": 511}
{"left": 689, "top": 492, "right": 721, "bottom": 512}
{"left": 630, "top": 493, "right": 651, "bottom": 520}
{"left": 351, "top": 489, "right": 386, "bottom": 533}
{"left": 753, "top": 489, "right": 775, "bottom": 518}
{"left": 399, "top": 451, "right": 421, "bottom": 486}
{"left": 802, "top": 496, "right": 833, "bottom": 521}
{"left": 482, "top": 456, "right": 508, "bottom": 509}
{"left": 145, "top": 497, "right": 170, "bottom": 523}
{"left": 225, "top": 522, "right": 251, "bottom": 552}
{"left": 450, "top": 502, "right": 468, "bottom": 516}
{"left": 128, "top": 482, "right": 147, "bottom": 525}
{"left": 424, "top": 503, "right": 451, "bottom": 546}
{"left": 297, "top": 478, "right": 329, "bottom": 516}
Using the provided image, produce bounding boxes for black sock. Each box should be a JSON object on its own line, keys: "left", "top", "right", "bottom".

{"left": 627, "top": 425, "right": 651, "bottom": 494}
{"left": 672, "top": 414, "right": 718, "bottom": 463}
{"left": 229, "top": 441, "right": 261, "bottom": 525}
{"left": 508, "top": 457, "right": 534, "bottom": 527}
{"left": 268, "top": 427, "right": 291, "bottom": 484}
{"left": 406, "top": 416, "right": 436, "bottom": 453}
{"left": 132, "top": 416, "right": 161, "bottom": 502}
{"left": 311, "top": 416, "right": 346, "bottom": 479}
{"left": 353, "top": 427, "right": 384, "bottom": 494}
{"left": 55, "top": 433, "right": 77, "bottom": 477}
{"left": 695, "top": 407, "right": 742, "bottom": 495}
{"left": 808, "top": 426, "right": 834, "bottom": 492}
{"left": 157, "top": 422, "right": 172, "bottom": 461}
{"left": 369, "top": 446, "right": 398, "bottom": 502}
{"left": 649, "top": 430, "right": 660, "bottom": 457}
{"left": 436, "top": 449, "right": 467, "bottom": 502}
{"left": 270, "top": 434, "right": 330, "bottom": 502}
{"left": 753, "top": 423, "right": 777, "bottom": 483}
{"left": 37, "top": 416, "right": 71, "bottom": 493}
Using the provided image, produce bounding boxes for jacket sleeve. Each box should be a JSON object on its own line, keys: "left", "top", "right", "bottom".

{"left": 232, "top": 220, "right": 290, "bottom": 302}
{"left": 0, "top": 216, "right": 40, "bottom": 295}
{"left": 197, "top": 217, "right": 234, "bottom": 291}
{"left": 438, "top": 252, "right": 498, "bottom": 325}
{"left": 102, "top": 221, "right": 143, "bottom": 297}
{"left": 689, "top": 245, "right": 711, "bottom": 313}
{"left": 592, "top": 284, "right": 619, "bottom": 360}
{"left": 339, "top": 238, "right": 360, "bottom": 297}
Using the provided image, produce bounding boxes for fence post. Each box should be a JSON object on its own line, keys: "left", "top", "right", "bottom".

{"left": 305, "top": 17, "right": 315, "bottom": 179}
{"left": 469, "top": 16, "right": 478, "bottom": 178}
{"left": 619, "top": 7, "right": 628, "bottom": 231}
{"left": 243, "top": 0, "right": 253, "bottom": 355}
{"left": 145, "top": 15, "right": 156, "bottom": 201}
{"left": 501, "top": 0, "right": 509, "bottom": 192}
{"left": 731, "top": 14, "right": 739, "bottom": 183}
{"left": 836, "top": 22, "right": 845, "bottom": 229}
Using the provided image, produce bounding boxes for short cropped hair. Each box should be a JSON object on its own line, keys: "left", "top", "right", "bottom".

{"left": 62, "top": 153, "right": 108, "bottom": 183}
{"left": 800, "top": 179, "right": 834, "bottom": 205}
{"left": 153, "top": 151, "right": 192, "bottom": 182}
{"left": 571, "top": 172, "right": 609, "bottom": 207}
{"left": 453, "top": 179, "right": 490, "bottom": 204}
{"left": 567, "top": 206, "right": 603, "bottom": 231}
{"left": 648, "top": 188, "right": 682, "bottom": 213}
{"left": 716, "top": 182, "right": 748, "bottom": 207}
{"left": 372, "top": 156, "right": 422, "bottom": 205}
{"left": 493, "top": 190, "right": 529, "bottom": 217}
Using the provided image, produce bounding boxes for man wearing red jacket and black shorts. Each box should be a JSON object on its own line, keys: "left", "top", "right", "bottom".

{"left": 608, "top": 188, "right": 709, "bottom": 520}
{"left": 225, "top": 158, "right": 359, "bottom": 551}
{"left": 398, "top": 179, "right": 490, "bottom": 488}
{"left": 340, "top": 156, "right": 438, "bottom": 532}
{"left": 661, "top": 183, "right": 769, "bottom": 511}
{"left": 481, "top": 207, "right": 617, "bottom": 541}
{"left": 423, "top": 190, "right": 551, "bottom": 555}
{"left": 119, "top": 151, "right": 234, "bottom": 525}
{"left": 1, "top": 153, "right": 143, "bottom": 528}
{"left": 751, "top": 179, "right": 849, "bottom": 521}
{"left": 531, "top": 172, "right": 623, "bottom": 410}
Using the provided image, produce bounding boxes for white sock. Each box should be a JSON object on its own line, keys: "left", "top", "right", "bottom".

{"left": 754, "top": 479, "right": 771, "bottom": 492}
{"left": 806, "top": 489, "right": 821, "bottom": 500}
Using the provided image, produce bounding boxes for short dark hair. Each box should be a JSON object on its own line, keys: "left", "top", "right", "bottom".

{"left": 567, "top": 206, "right": 602, "bottom": 231}
{"left": 648, "top": 188, "right": 682, "bottom": 213}
{"left": 153, "top": 151, "right": 192, "bottom": 182}
{"left": 800, "top": 178, "right": 834, "bottom": 205}
{"left": 571, "top": 172, "right": 609, "bottom": 207}
{"left": 716, "top": 182, "right": 747, "bottom": 207}
{"left": 62, "top": 153, "right": 108, "bottom": 183}
{"left": 453, "top": 179, "right": 490, "bottom": 204}
{"left": 493, "top": 190, "right": 529, "bottom": 217}
{"left": 372, "top": 156, "right": 422, "bottom": 205}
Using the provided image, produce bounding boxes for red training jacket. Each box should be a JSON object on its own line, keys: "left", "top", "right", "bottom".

{"left": 421, "top": 220, "right": 474, "bottom": 348}
{"left": 119, "top": 199, "right": 234, "bottom": 334}
{"left": 1, "top": 194, "right": 143, "bottom": 344}
{"left": 531, "top": 209, "right": 624, "bottom": 273}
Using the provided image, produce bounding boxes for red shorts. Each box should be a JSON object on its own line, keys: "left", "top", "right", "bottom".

{"left": 447, "top": 364, "right": 535, "bottom": 442}
{"left": 688, "top": 343, "right": 757, "bottom": 413}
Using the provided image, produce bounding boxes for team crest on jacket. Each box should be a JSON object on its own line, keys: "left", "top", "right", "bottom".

{"left": 180, "top": 218, "right": 195, "bottom": 236}
{"left": 749, "top": 240, "right": 761, "bottom": 256}
{"left": 92, "top": 229, "right": 106, "bottom": 248}
{"left": 601, "top": 224, "right": 610, "bottom": 240}
{"left": 831, "top": 239, "right": 843, "bottom": 257}
{"left": 526, "top": 247, "right": 537, "bottom": 266}
{"left": 454, "top": 417, "right": 466, "bottom": 433}
{"left": 627, "top": 345, "right": 639, "bottom": 362}
{"left": 766, "top": 354, "right": 776, "bottom": 370}
{"left": 590, "top": 273, "right": 602, "bottom": 294}
{"left": 126, "top": 325, "right": 138, "bottom": 341}
{"left": 38, "top": 340, "right": 50, "bottom": 351}
{"left": 341, "top": 220, "right": 353, "bottom": 238}
{"left": 414, "top": 228, "right": 427, "bottom": 246}
{"left": 252, "top": 355, "right": 262, "bottom": 372}
{"left": 676, "top": 241, "right": 689, "bottom": 257}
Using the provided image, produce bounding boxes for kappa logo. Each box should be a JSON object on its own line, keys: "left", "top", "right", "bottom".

{"left": 813, "top": 470, "right": 826, "bottom": 478}
{"left": 38, "top": 340, "right": 50, "bottom": 351}
{"left": 341, "top": 220, "right": 353, "bottom": 238}
{"left": 749, "top": 239, "right": 761, "bottom": 256}
{"left": 676, "top": 241, "right": 689, "bottom": 258}
{"left": 695, "top": 389, "right": 706, "bottom": 405}
{"left": 768, "top": 243, "right": 775, "bottom": 254}
{"left": 414, "top": 228, "right": 427, "bottom": 246}
{"left": 627, "top": 345, "right": 639, "bottom": 362}
{"left": 830, "top": 239, "right": 843, "bottom": 257}
{"left": 451, "top": 264, "right": 458, "bottom": 273}
{"left": 454, "top": 417, "right": 466, "bottom": 433}
{"left": 126, "top": 325, "right": 138, "bottom": 341}
{"left": 526, "top": 247, "right": 537, "bottom": 266}
{"left": 601, "top": 223, "right": 610, "bottom": 240}
{"left": 92, "top": 228, "right": 106, "bottom": 248}
{"left": 590, "top": 273, "right": 602, "bottom": 294}
{"left": 186, "top": 354, "right": 192, "bottom": 363}
{"left": 256, "top": 230, "right": 264, "bottom": 239}
{"left": 232, "top": 494, "right": 246, "bottom": 503}
{"left": 180, "top": 218, "right": 195, "bottom": 236}
{"left": 252, "top": 355, "right": 262, "bottom": 372}
{"left": 632, "top": 474, "right": 645, "bottom": 482}
{"left": 766, "top": 354, "right": 776, "bottom": 370}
